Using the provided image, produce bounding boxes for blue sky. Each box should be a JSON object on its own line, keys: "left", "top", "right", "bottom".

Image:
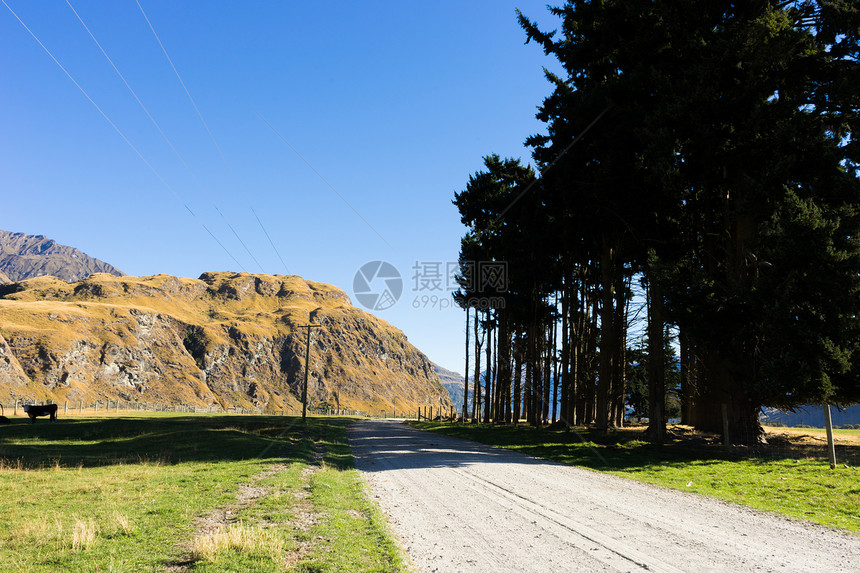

{"left": 1, "top": 1, "right": 561, "bottom": 373}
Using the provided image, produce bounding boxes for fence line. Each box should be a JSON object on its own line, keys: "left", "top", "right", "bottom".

{"left": 415, "top": 405, "right": 458, "bottom": 422}
{"left": 0, "top": 400, "right": 420, "bottom": 419}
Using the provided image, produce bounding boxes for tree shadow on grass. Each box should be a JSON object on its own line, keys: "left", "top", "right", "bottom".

{"left": 0, "top": 415, "right": 358, "bottom": 469}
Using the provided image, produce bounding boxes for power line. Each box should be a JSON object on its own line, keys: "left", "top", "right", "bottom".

{"left": 135, "top": 0, "right": 290, "bottom": 275}
{"left": 497, "top": 105, "right": 612, "bottom": 219}
{"left": 2, "top": 0, "right": 247, "bottom": 273}
{"left": 66, "top": 0, "right": 264, "bottom": 274}
{"left": 257, "top": 113, "right": 393, "bottom": 249}
{"left": 252, "top": 208, "right": 291, "bottom": 275}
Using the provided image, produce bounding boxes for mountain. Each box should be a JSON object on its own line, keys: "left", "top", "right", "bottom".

{"left": 434, "top": 363, "right": 470, "bottom": 413}
{"left": 761, "top": 405, "right": 860, "bottom": 428}
{"left": 0, "top": 272, "right": 452, "bottom": 414}
{"left": 0, "top": 230, "right": 124, "bottom": 283}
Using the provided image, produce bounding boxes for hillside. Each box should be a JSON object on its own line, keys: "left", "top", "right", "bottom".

{"left": 0, "top": 230, "right": 124, "bottom": 283}
{"left": 434, "top": 363, "right": 468, "bottom": 412}
{"left": 0, "top": 272, "right": 452, "bottom": 414}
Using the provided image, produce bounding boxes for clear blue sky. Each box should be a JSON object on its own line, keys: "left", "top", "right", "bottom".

{"left": 1, "top": 1, "right": 560, "bottom": 373}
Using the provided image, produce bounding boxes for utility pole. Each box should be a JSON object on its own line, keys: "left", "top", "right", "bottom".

{"left": 298, "top": 323, "right": 322, "bottom": 421}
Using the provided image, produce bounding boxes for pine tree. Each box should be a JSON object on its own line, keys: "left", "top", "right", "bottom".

{"left": 516, "top": 0, "right": 860, "bottom": 443}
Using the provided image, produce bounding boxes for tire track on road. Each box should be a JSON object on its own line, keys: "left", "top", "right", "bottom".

{"left": 349, "top": 419, "right": 860, "bottom": 573}
{"left": 449, "top": 466, "right": 685, "bottom": 573}
{"left": 353, "top": 427, "right": 511, "bottom": 572}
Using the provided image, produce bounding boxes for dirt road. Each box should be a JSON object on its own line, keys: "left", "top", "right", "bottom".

{"left": 348, "top": 419, "right": 860, "bottom": 573}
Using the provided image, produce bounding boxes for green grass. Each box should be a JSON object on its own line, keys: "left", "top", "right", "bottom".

{"left": 410, "top": 421, "right": 860, "bottom": 533}
{"left": 302, "top": 464, "right": 405, "bottom": 572}
{"left": 0, "top": 414, "right": 406, "bottom": 572}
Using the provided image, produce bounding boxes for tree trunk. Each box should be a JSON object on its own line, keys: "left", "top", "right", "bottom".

{"left": 525, "top": 336, "right": 534, "bottom": 425}
{"left": 567, "top": 273, "right": 582, "bottom": 426}
{"left": 646, "top": 279, "right": 666, "bottom": 443}
{"left": 612, "top": 272, "right": 629, "bottom": 427}
{"left": 513, "top": 332, "right": 522, "bottom": 424}
{"left": 552, "top": 292, "right": 560, "bottom": 423}
{"left": 679, "top": 327, "right": 692, "bottom": 425}
{"left": 688, "top": 186, "right": 764, "bottom": 445}
{"left": 463, "top": 307, "right": 470, "bottom": 420}
{"left": 528, "top": 289, "right": 540, "bottom": 426}
{"left": 472, "top": 307, "right": 482, "bottom": 422}
{"left": 596, "top": 237, "right": 616, "bottom": 432}
{"left": 579, "top": 285, "right": 599, "bottom": 426}
{"left": 560, "top": 269, "right": 572, "bottom": 426}
{"left": 690, "top": 347, "right": 764, "bottom": 444}
{"left": 484, "top": 317, "right": 493, "bottom": 423}
{"left": 496, "top": 309, "right": 511, "bottom": 423}
{"left": 542, "top": 327, "right": 552, "bottom": 424}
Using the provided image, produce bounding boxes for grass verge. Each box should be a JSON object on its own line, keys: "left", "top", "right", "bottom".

{"left": 409, "top": 421, "right": 860, "bottom": 533}
{"left": 0, "top": 414, "right": 405, "bottom": 572}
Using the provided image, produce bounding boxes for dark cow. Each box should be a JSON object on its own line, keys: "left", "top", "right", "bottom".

{"left": 23, "top": 404, "right": 58, "bottom": 423}
{"left": 0, "top": 404, "right": 8, "bottom": 424}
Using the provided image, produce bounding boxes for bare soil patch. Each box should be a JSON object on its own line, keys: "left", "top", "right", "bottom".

{"left": 167, "top": 454, "right": 326, "bottom": 570}
{"left": 165, "top": 465, "right": 283, "bottom": 572}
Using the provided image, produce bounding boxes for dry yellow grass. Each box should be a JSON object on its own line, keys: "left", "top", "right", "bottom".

{"left": 18, "top": 514, "right": 101, "bottom": 553}
{"left": 112, "top": 511, "right": 133, "bottom": 536}
{"left": 0, "top": 271, "right": 451, "bottom": 413}
{"left": 763, "top": 425, "right": 860, "bottom": 446}
{"left": 192, "top": 522, "right": 285, "bottom": 563}
{"left": 71, "top": 517, "right": 99, "bottom": 551}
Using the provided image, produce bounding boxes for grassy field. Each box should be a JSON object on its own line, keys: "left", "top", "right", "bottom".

{"left": 410, "top": 421, "right": 860, "bottom": 533}
{"left": 0, "top": 414, "right": 405, "bottom": 572}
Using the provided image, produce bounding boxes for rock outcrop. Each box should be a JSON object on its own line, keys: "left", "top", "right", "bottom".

{"left": 0, "top": 272, "right": 452, "bottom": 414}
{"left": 0, "top": 230, "right": 124, "bottom": 283}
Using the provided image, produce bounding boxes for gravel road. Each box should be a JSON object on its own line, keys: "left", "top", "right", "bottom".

{"left": 348, "top": 419, "right": 860, "bottom": 573}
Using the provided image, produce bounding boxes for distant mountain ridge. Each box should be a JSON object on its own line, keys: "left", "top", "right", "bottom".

{"left": 0, "top": 230, "right": 124, "bottom": 283}
{"left": 761, "top": 405, "right": 860, "bottom": 428}
{"left": 434, "top": 363, "right": 471, "bottom": 412}
{"left": 0, "top": 231, "right": 453, "bottom": 414}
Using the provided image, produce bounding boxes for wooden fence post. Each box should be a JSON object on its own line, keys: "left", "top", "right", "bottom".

{"left": 824, "top": 404, "right": 837, "bottom": 470}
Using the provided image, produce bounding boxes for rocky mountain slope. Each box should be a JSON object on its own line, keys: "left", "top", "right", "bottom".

{"left": 434, "top": 363, "right": 468, "bottom": 411}
{"left": 0, "top": 272, "right": 452, "bottom": 414}
{"left": 0, "top": 230, "right": 124, "bottom": 283}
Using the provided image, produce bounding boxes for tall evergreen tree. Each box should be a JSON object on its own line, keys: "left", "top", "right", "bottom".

{"left": 516, "top": 0, "right": 860, "bottom": 443}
